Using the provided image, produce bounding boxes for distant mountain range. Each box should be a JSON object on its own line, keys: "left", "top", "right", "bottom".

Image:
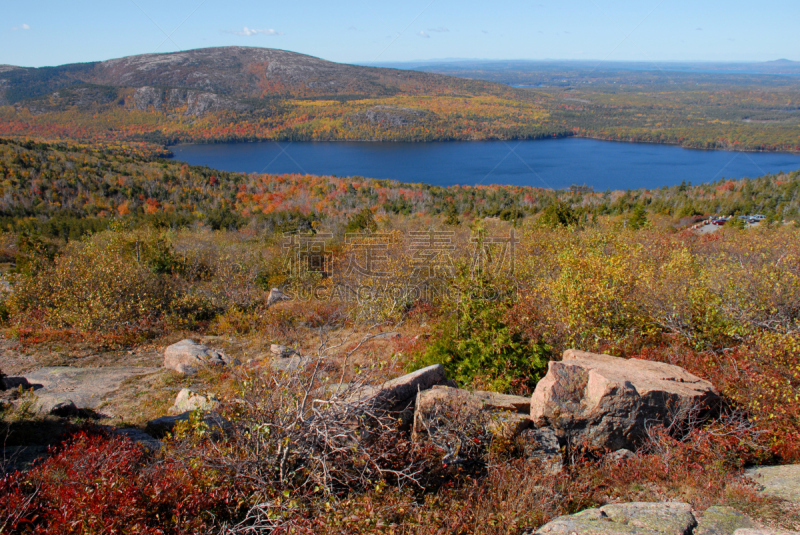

{"left": 366, "top": 59, "right": 800, "bottom": 88}
{"left": 369, "top": 58, "right": 800, "bottom": 74}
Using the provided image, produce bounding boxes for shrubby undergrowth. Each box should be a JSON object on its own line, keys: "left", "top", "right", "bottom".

{"left": 2, "top": 206, "right": 800, "bottom": 532}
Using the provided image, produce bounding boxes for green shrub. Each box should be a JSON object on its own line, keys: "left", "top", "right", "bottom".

{"left": 410, "top": 271, "right": 549, "bottom": 394}
{"left": 0, "top": 299, "right": 9, "bottom": 324}
{"left": 166, "top": 292, "right": 221, "bottom": 330}
{"left": 345, "top": 207, "right": 378, "bottom": 234}
{"left": 444, "top": 203, "right": 460, "bottom": 226}
{"left": 205, "top": 206, "right": 245, "bottom": 231}
{"left": 627, "top": 205, "right": 648, "bottom": 229}
{"left": 539, "top": 201, "right": 582, "bottom": 228}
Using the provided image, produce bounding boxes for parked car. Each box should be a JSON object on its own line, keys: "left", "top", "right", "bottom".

{"left": 712, "top": 218, "right": 728, "bottom": 226}
{"left": 751, "top": 214, "right": 766, "bottom": 221}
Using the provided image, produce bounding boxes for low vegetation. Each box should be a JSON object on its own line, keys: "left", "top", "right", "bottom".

{"left": 1, "top": 137, "right": 800, "bottom": 533}
{"left": 1, "top": 138, "right": 799, "bottom": 239}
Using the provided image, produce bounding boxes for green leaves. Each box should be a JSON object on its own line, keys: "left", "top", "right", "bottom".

{"left": 411, "top": 269, "right": 549, "bottom": 394}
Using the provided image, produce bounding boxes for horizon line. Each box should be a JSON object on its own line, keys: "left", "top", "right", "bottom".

{"left": 1, "top": 45, "right": 797, "bottom": 70}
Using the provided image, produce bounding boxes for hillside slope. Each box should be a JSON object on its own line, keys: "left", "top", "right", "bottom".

{"left": 0, "top": 47, "right": 519, "bottom": 106}
{"left": 1, "top": 47, "right": 798, "bottom": 151}
{"left": 0, "top": 47, "right": 562, "bottom": 144}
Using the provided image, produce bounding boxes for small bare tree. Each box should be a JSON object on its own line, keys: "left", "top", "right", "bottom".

{"left": 203, "top": 319, "right": 428, "bottom": 534}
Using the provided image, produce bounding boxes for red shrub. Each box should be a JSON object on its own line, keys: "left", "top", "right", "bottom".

{"left": 635, "top": 337, "right": 800, "bottom": 462}
{"left": 0, "top": 429, "right": 238, "bottom": 534}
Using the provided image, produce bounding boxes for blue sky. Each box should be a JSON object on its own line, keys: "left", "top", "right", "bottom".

{"left": 3, "top": 0, "right": 799, "bottom": 67}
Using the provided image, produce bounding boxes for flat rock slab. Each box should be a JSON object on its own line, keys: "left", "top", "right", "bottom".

{"left": 413, "top": 385, "right": 531, "bottom": 441}
{"left": 431, "top": 385, "right": 530, "bottom": 413}
{"left": 745, "top": 465, "right": 800, "bottom": 503}
{"left": 529, "top": 502, "right": 696, "bottom": 535}
{"left": 24, "top": 366, "right": 159, "bottom": 410}
{"left": 695, "top": 506, "right": 757, "bottom": 535}
{"left": 733, "top": 530, "right": 799, "bottom": 535}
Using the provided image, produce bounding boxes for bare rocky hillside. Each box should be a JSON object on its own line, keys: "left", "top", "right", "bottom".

{"left": 0, "top": 46, "right": 506, "bottom": 109}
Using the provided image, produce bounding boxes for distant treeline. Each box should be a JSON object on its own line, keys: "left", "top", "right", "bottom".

{"left": 1, "top": 137, "right": 799, "bottom": 241}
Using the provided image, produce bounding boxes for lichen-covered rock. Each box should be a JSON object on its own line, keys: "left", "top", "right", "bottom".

{"left": 489, "top": 412, "right": 532, "bottom": 439}
{"left": 413, "top": 385, "right": 531, "bottom": 440}
{"left": 607, "top": 449, "right": 637, "bottom": 462}
{"left": 267, "top": 288, "right": 291, "bottom": 307}
{"left": 169, "top": 388, "right": 219, "bottom": 414}
{"left": 441, "top": 387, "right": 530, "bottom": 413}
{"left": 163, "top": 339, "right": 230, "bottom": 374}
{"left": 24, "top": 366, "right": 158, "bottom": 411}
{"left": 695, "top": 506, "right": 757, "bottom": 535}
{"left": 530, "top": 350, "right": 719, "bottom": 450}
{"left": 529, "top": 502, "right": 696, "bottom": 535}
{"left": 270, "top": 355, "right": 312, "bottom": 373}
{"left": 270, "top": 344, "right": 297, "bottom": 358}
{"left": 744, "top": 465, "right": 800, "bottom": 503}
{"left": 37, "top": 396, "right": 78, "bottom": 417}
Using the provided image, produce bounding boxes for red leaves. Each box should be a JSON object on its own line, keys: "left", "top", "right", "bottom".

{"left": 0, "top": 429, "right": 237, "bottom": 534}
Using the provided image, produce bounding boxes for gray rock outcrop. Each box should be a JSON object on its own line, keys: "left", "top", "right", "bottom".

{"left": 270, "top": 355, "right": 312, "bottom": 373}
{"left": 530, "top": 350, "right": 719, "bottom": 450}
{"left": 365, "top": 364, "right": 448, "bottom": 412}
{"left": 163, "top": 339, "right": 235, "bottom": 375}
{"left": 519, "top": 427, "right": 563, "bottom": 471}
{"left": 270, "top": 344, "right": 297, "bottom": 358}
{"left": 111, "top": 427, "right": 161, "bottom": 452}
{"left": 529, "top": 502, "right": 697, "bottom": 535}
{"left": 744, "top": 465, "right": 800, "bottom": 503}
{"left": 267, "top": 288, "right": 291, "bottom": 307}
{"left": 412, "top": 385, "right": 531, "bottom": 440}
{"left": 38, "top": 396, "right": 78, "bottom": 417}
{"left": 169, "top": 388, "right": 219, "bottom": 414}
{"left": 23, "top": 366, "right": 159, "bottom": 415}
{"left": 695, "top": 506, "right": 757, "bottom": 535}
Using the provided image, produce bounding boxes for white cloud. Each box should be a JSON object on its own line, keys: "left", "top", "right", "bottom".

{"left": 227, "top": 26, "right": 282, "bottom": 37}
{"left": 417, "top": 30, "right": 430, "bottom": 38}
{"left": 427, "top": 26, "right": 449, "bottom": 33}
{"left": 12, "top": 23, "right": 31, "bottom": 31}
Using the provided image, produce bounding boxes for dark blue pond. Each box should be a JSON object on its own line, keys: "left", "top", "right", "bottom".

{"left": 170, "top": 138, "right": 800, "bottom": 190}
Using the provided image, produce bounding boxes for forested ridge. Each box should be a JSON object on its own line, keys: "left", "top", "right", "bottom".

{"left": 1, "top": 137, "right": 799, "bottom": 242}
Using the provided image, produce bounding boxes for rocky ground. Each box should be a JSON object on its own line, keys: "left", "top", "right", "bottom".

{"left": 0, "top": 322, "right": 404, "bottom": 465}
{"left": 524, "top": 467, "right": 800, "bottom": 534}
{"left": 2, "top": 332, "right": 800, "bottom": 534}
